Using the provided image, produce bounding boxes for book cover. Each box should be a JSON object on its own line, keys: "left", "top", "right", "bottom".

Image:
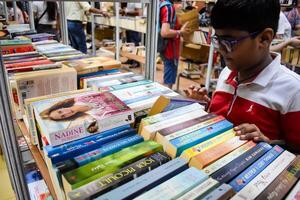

{"left": 0, "top": 38, "right": 32, "bottom": 46}
{"left": 5, "top": 59, "right": 53, "bottom": 68}
{"left": 211, "top": 142, "right": 272, "bottom": 184}
{"left": 189, "top": 136, "right": 247, "bottom": 169}
{"left": 180, "top": 129, "right": 236, "bottom": 161}
{"left": 62, "top": 141, "right": 163, "bottom": 190}
{"left": 229, "top": 145, "right": 284, "bottom": 192}
{"left": 203, "top": 141, "right": 256, "bottom": 176}
{"left": 84, "top": 72, "right": 135, "bottom": 88}
{"left": 135, "top": 167, "right": 209, "bottom": 200}
{"left": 4, "top": 57, "right": 47, "bottom": 64}
{"left": 110, "top": 80, "right": 153, "bottom": 91}
{"left": 167, "top": 120, "right": 233, "bottom": 158}
{"left": 202, "top": 183, "right": 236, "bottom": 200}
{"left": 232, "top": 151, "right": 296, "bottom": 200}
{"left": 285, "top": 180, "right": 300, "bottom": 200}
{"left": 0, "top": 44, "right": 35, "bottom": 54}
{"left": 7, "top": 63, "right": 61, "bottom": 74}
{"left": 67, "top": 152, "right": 171, "bottom": 200}
{"left": 177, "top": 178, "right": 219, "bottom": 200}
{"left": 94, "top": 157, "right": 188, "bottom": 200}
{"left": 63, "top": 57, "right": 121, "bottom": 75}
{"left": 50, "top": 128, "right": 136, "bottom": 166}
{"left": 3, "top": 52, "right": 40, "bottom": 61}
{"left": 33, "top": 92, "right": 134, "bottom": 146}
{"left": 56, "top": 134, "right": 143, "bottom": 172}
{"left": 255, "top": 156, "right": 300, "bottom": 200}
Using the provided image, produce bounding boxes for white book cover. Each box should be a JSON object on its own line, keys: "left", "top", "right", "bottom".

{"left": 285, "top": 180, "right": 300, "bottom": 200}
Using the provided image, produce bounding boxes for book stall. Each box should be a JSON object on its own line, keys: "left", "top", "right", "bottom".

{"left": 0, "top": 0, "right": 300, "bottom": 200}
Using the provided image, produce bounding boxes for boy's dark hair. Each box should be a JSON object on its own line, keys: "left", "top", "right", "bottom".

{"left": 211, "top": 0, "right": 280, "bottom": 34}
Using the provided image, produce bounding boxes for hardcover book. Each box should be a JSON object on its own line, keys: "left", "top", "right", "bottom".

{"left": 180, "top": 129, "right": 236, "bottom": 161}
{"left": 210, "top": 142, "right": 272, "bottom": 184}
{"left": 67, "top": 152, "right": 171, "bottom": 200}
{"left": 167, "top": 120, "right": 233, "bottom": 158}
{"left": 231, "top": 151, "right": 296, "bottom": 200}
{"left": 135, "top": 167, "right": 209, "bottom": 200}
{"left": 94, "top": 157, "right": 188, "bottom": 200}
{"left": 229, "top": 145, "right": 284, "bottom": 192}
{"left": 189, "top": 136, "right": 247, "bottom": 169}
{"left": 33, "top": 92, "right": 134, "bottom": 146}
{"left": 62, "top": 141, "right": 163, "bottom": 191}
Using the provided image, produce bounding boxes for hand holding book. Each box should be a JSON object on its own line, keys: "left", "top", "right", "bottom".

{"left": 184, "top": 85, "right": 211, "bottom": 105}
{"left": 234, "top": 123, "right": 270, "bottom": 143}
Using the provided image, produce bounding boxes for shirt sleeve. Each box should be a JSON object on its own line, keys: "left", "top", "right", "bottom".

{"left": 160, "top": 5, "right": 173, "bottom": 24}
{"left": 285, "top": 9, "right": 296, "bottom": 29}
{"left": 79, "top": 2, "right": 91, "bottom": 12}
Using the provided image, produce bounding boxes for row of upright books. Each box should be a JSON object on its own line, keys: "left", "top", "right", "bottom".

{"left": 282, "top": 46, "right": 300, "bottom": 67}
{"left": 1, "top": 30, "right": 300, "bottom": 200}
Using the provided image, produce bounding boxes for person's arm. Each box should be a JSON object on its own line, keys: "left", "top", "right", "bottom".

{"left": 270, "top": 36, "right": 300, "bottom": 52}
{"left": 78, "top": 2, "right": 108, "bottom": 17}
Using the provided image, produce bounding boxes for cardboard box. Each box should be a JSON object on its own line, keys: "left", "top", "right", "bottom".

{"left": 180, "top": 42, "right": 210, "bottom": 63}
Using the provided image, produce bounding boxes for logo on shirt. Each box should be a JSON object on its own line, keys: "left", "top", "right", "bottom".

{"left": 246, "top": 104, "right": 254, "bottom": 113}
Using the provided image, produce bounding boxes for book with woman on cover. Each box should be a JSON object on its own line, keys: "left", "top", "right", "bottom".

{"left": 33, "top": 92, "right": 134, "bottom": 146}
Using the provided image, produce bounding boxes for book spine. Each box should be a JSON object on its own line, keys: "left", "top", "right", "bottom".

{"left": 74, "top": 135, "right": 144, "bottom": 166}
{"left": 229, "top": 145, "right": 284, "bottom": 192}
{"left": 135, "top": 167, "right": 209, "bottom": 200}
{"left": 181, "top": 129, "right": 236, "bottom": 161}
{"left": 231, "top": 151, "right": 296, "bottom": 200}
{"left": 190, "top": 136, "right": 247, "bottom": 169}
{"left": 211, "top": 142, "right": 272, "bottom": 184}
{"left": 25, "top": 103, "right": 38, "bottom": 145}
{"left": 143, "top": 109, "right": 207, "bottom": 140}
{"left": 49, "top": 128, "right": 136, "bottom": 164}
{"left": 285, "top": 179, "right": 300, "bottom": 200}
{"left": 177, "top": 178, "right": 219, "bottom": 200}
{"left": 158, "top": 113, "right": 217, "bottom": 137}
{"left": 123, "top": 90, "right": 173, "bottom": 105}
{"left": 203, "top": 141, "right": 256, "bottom": 175}
{"left": 5, "top": 59, "right": 52, "bottom": 68}
{"left": 48, "top": 110, "right": 134, "bottom": 146}
{"left": 67, "top": 152, "right": 171, "bottom": 200}
{"left": 255, "top": 156, "right": 300, "bottom": 200}
{"left": 44, "top": 125, "right": 129, "bottom": 157}
{"left": 7, "top": 63, "right": 61, "bottom": 73}
{"left": 111, "top": 80, "right": 152, "bottom": 91}
{"left": 1, "top": 45, "right": 35, "bottom": 54}
{"left": 202, "top": 183, "right": 235, "bottom": 200}
{"left": 170, "top": 120, "right": 233, "bottom": 157}
{"left": 165, "top": 115, "right": 224, "bottom": 141}
{"left": 95, "top": 158, "right": 189, "bottom": 200}
{"left": 63, "top": 141, "right": 163, "bottom": 189}
{"left": 0, "top": 39, "right": 32, "bottom": 45}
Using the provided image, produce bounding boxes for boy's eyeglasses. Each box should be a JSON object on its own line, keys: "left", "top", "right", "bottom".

{"left": 211, "top": 31, "right": 260, "bottom": 52}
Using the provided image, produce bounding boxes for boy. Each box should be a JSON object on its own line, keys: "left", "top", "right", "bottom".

{"left": 184, "top": 0, "right": 300, "bottom": 152}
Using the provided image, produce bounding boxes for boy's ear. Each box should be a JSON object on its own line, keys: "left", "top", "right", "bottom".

{"left": 258, "top": 28, "right": 274, "bottom": 48}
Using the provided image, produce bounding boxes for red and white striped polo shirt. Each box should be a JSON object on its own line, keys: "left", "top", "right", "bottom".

{"left": 209, "top": 53, "right": 300, "bottom": 145}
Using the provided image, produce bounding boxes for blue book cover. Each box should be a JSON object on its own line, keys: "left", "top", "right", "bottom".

{"left": 46, "top": 127, "right": 136, "bottom": 164}
{"left": 44, "top": 125, "right": 130, "bottom": 157}
{"left": 95, "top": 158, "right": 189, "bottom": 200}
{"left": 75, "top": 135, "right": 144, "bottom": 166}
{"left": 111, "top": 80, "right": 153, "bottom": 91}
{"left": 135, "top": 167, "right": 209, "bottom": 200}
{"left": 229, "top": 145, "right": 284, "bottom": 192}
{"left": 211, "top": 142, "right": 272, "bottom": 184}
{"left": 123, "top": 89, "right": 173, "bottom": 105}
{"left": 170, "top": 120, "right": 233, "bottom": 157}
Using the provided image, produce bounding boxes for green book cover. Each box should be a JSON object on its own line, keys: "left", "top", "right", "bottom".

{"left": 62, "top": 140, "right": 162, "bottom": 190}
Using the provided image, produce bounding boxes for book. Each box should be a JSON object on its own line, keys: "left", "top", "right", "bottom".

{"left": 5, "top": 59, "right": 53, "bottom": 68}
{"left": 33, "top": 92, "right": 134, "bottom": 146}
{"left": 10, "top": 65, "right": 77, "bottom": 119}
{"left": 202, "top": 183, "right": 236, "bottom": 200}
{"left": 135, "top": 167, "right": 209, "bottom": 200}
{"left": 177, "top": 178, "right": 219, "bottom": 200}
{"left": 63, "top": 57, "right": 121, "bottom": 75}
{"left": 62, "top": 141, "right": 163, "bottom": 191}
{"left": 231, "top": 150, "right": 296, "bottom": 200}
{"left": 24, "top": 89, "right": 94, "bottom": 145}
{"left": 4, "top": 57, "right": 47, "bottom": 64}
{"left": 189, "top": 136, "right": 247, "bottom": 169}
{"left": 56, "top": 134, "right": 143, "bottom": 172}
{"left": 210, "top": 142, "right": 272, "bottom": 184}
{"left": 27, "top": 180, "right": 52, "bottom": 200}
{"left": 67, "top": 152, "right": 171, "bottom": 200}
{"left": 229, "top": 145, "right": 284, "bottom": 192}
{"left": 167, "top": 120, "right": 233, "bottom": 158}
{"left": 156, "top": 115, "right": 225, "bottom": 149}
{"left": 0, "top": 38, "right": 32, "bottom": 46}
{"left": 203, "top": 141, "right": 256, "bottom": 176}
{"left": 139, "top": 102, "right": 204, "bottom": 134}
{"left": 285, "top": 180, "right": 300, "bottom": 200}
{"left": 181, "top": 129, "right": 236, "bottom": 161}
{"left": 25, "top": 33, "right": 55, "bottom": 42}
{"left": 94, "top": 157, "right": 188, "bottom": 200}
{"left": 110, "top": 80, "right": 153, "bottom": 91}
{"left": 7, "top": 63, "right": 62, "bottom": 74}
{"left": 3, "top": 52, "right": 40, "bottom": 60}
{"left": 255, "top": 156, "right": 300, "bottom": 200}
{"left": 0, "top": 44, "right": 35, "bottom": 54}
{"left": 43, "top": 125, "right": 131, "bottom": 158}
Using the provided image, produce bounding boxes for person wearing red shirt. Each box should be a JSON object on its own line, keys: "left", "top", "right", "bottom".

{"left": 184, "top": 0, "right": 300, "bottom": 152}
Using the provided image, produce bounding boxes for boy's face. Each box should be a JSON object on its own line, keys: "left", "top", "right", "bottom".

{"left": 214, "top": 29, "right": 267, "bottom": 72}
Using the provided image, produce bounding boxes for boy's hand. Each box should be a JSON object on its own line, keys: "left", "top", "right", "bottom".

{"left": 183, "top": 85, "right": 211, "bottom": 103}
{"left": 234, "top": 123, "right": 270, "bottom": 143}
{"left": 288, "top": 36, "right": 300, "bottom": 48}
{"left": 180, "top": 22, "right": 192, "bottom": 38}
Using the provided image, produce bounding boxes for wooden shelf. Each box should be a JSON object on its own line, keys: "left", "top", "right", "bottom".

{"left": 17, "top": 120, "right": 57, "bottom": 200}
